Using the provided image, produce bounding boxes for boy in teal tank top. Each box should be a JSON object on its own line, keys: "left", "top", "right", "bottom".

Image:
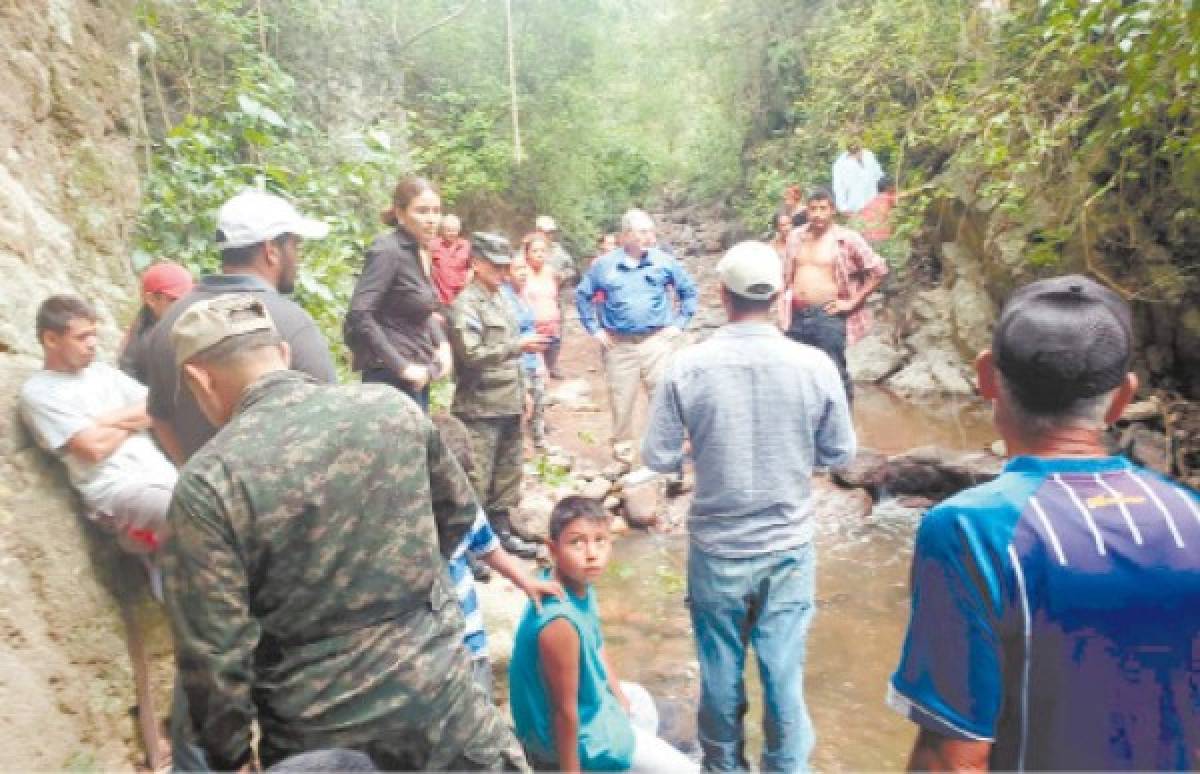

{"left": 509, "top": 497, "right": 697, "bottom": 772}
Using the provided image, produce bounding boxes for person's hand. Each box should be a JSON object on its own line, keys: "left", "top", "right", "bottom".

{"left": 593, "top": 330, "right": 613, "bottom": 351}
{"left": 522, "top": 574, "right": 567, "bottom": 612}
{"left": 520, "top": 334, "right": 550, "bottom": 354}
{"left": 401, "top": 364, "right": 431, "bottom": 390}
{"left": 822, "top": 298, "right": 855, "bottom": 316}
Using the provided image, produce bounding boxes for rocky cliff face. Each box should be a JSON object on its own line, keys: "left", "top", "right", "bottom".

{"left": 0, "top": 1, "right": 164, "bottom": 768}
{"left": 849, "top": 152, "right": 1200, "bottom": 402}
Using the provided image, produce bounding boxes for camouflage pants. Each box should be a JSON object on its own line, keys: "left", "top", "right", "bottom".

{"left": 256, "top": 595, "right": 530, "bottom": 771}
{"left": 457, "top": 415, "right": 523, "bottom": 512}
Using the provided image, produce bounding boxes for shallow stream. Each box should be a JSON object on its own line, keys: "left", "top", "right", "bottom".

{"left": 597, "top": 386, "right": 995, "bottom": 770}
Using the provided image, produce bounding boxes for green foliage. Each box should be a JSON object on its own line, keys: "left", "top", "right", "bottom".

{"left": 134, "top": 0, "right": 737, "bottom": 356}
{"left": 728, "top": 0, "right": 1198, "bottom": 298}
{"left": 530, "top": 454, "right": 572, "bottom": 488}
{"left": 136, "top": 0, "right": 408, "bottom": 365}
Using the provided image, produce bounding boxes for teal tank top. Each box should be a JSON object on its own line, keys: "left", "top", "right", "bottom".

{"left": 508, "top": 572, "right": 635, "bottom": 770}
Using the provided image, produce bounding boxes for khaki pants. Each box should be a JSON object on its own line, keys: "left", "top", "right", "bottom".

{"left": 457, "top": 415, "right": 524, "bottom": 512}
{"left": 603, "top": 327, "right": 680, "bottom": 448}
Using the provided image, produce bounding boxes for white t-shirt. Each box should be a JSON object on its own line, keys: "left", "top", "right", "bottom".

{"left": 20, "top": 363, "right": 177, "bottom": 512}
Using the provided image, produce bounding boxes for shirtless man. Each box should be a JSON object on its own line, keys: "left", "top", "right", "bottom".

{"left": 781, "top": 187, "right": 888, "bottom": 403}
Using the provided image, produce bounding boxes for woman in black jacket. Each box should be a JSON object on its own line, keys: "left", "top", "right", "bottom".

{"left": 345, "top": 176, "right": 453, "bottom": 411}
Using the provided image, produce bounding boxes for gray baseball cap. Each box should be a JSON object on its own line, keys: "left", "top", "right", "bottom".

{"left": 171, "top": 293, "right": 278, "bottom": 369}
{"left": 471, "top": 232, "right": 513, "bottom": 265}
{"left": 992, "top": 275, "right": 1132, "bottom": 412}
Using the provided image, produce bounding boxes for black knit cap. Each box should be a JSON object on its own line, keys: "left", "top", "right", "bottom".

{"left": 470, "top": 232, "right": 513, "bottom": 265}
{"left": 992, "top": 274, "right": 1132, "bottom": 413}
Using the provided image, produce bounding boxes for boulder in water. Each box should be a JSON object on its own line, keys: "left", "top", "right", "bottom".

{"left": 513, "top": 493, "right": 555, "bottom": 541}
{"left": 848, "top": 334, "right": 909, "bottom": 384}
{"left": 832, "top": 446, "right": 1003, "bottom": 502}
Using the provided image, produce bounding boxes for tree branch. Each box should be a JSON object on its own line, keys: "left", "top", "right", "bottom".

{"left": 395, "top": 1, "right": 475, "bottom": 52}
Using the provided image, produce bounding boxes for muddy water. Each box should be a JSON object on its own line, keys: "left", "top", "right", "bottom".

{"left": 596, "top": 386, "right": 996, "bottom": 770}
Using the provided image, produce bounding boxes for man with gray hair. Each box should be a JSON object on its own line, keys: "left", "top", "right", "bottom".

{"left": 889, "top": 275, "right": 1200, "bottom": 771}
{"left": 163, "top": 293, "right": 528, "bottom": 771}
{"left": 642, "top": 241, "right": 855, "bottom": 771}
{"left": 575, "top": 208, "right": 698, "bottom": 461}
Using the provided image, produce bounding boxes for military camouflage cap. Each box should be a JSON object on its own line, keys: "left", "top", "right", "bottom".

{"left": 470, "top": 232, "right": 513, "bottom": 265}
{"left": 171, "top": 293, "right": 278, "bottom": 369}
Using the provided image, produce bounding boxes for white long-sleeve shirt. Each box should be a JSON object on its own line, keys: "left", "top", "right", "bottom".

{"left": 832, "top": 149, "right": 884, "bottom": 214}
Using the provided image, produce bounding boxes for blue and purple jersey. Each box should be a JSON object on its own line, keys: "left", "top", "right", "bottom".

{"left": 890, "top": 455, "right": 1200, "bottom": 770}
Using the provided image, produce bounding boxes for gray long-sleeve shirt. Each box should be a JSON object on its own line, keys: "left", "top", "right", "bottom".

{"left": 642, "top": 322, "right": 856, "bottom": 558}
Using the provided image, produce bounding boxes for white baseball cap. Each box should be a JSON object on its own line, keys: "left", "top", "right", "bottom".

{"left": 535, "top": 215, "right": 558, "bottom": 232}
{"left": 716, "top": 241, "right": 783, "bottom": 300}
{"left": 215, "top": 189, "right": 330, "bottom": 249}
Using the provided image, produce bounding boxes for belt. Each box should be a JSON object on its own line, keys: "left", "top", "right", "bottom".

{"left": 791, "top": 304, "right": 841, "bottom": 318}
{"left": 606, "top": 327, "right": 663, "bottom": 342}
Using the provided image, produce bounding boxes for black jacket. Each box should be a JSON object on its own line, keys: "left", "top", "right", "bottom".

{"left": 345, "top": 227, "right": 446, "bottom": 375}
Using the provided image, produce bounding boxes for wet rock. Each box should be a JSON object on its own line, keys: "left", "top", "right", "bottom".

{"left": 848, "top": 334, "right": 908, "bottom": 384}
{"left": 545, "top": 452, "right": 574, "bottom": 471}
{"left": 622, "top": 476, "right": 666, "bottom": 528}
{"left": 831, "top": 449, "right": 890, "bottom": 498}
{"left": 580, "top": 477, "right": 612, "bottom": 501}
{"left": 883, "top": 446, "right": 1004, "bottom": 500}
{"left": 831, "top": 446, "right": 1003, "bottom": 502}
{"left": 601, "top": 461, "right": 630, "bottom": 481}
{"left": 887, "top": 348, "right": 975, "bottom": 396}
{"left": 944, "top": 248, "right": 996, "bottom": 356}
{"left": 547, "top": 378, "right": 593, "bottom": 410}
{"left": 513, "top": 493, "right": 555, "bottom": 541}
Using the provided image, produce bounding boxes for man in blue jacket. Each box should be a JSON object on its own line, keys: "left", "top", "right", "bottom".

{"left": 890, "top": 275, "right": 1200, "bottom": 770}
{"left": 575, "top": 209, "right": 697, "bottom": 462}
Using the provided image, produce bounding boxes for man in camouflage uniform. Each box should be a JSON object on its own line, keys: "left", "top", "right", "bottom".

{"left": 163, "top": 293, "right": 527, "bottom": 771}
{"left": 450, "top": 233, "right": 546, "bottom": 557}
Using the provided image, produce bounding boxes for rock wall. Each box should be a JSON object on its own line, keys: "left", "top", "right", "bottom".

{"left": 0, "top": 1, "right": 161, "bottom": 768}
{"left": 849, "top": 150, "right": 1200, "bottom": 401}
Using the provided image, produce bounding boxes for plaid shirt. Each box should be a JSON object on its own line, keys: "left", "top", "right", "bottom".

{"left": 783, "top": 224, "right": 888, "bottom": 346}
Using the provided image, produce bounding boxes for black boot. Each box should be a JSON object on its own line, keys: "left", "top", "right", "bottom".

{"left": 468, "top": 554, "right": 493, "bottom": 583}
{"left": 490, "top": 508, "right": 539, "bottom": 559}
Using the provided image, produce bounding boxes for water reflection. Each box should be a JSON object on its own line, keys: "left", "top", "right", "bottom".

{"left": 597, "top": 387, "right": 995, "bottom": 769}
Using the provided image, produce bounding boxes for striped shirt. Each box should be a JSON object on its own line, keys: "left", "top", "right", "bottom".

{"left": 448, "top": 510, "right": 501, "bottom": 659}
{"left": 890, "top": 455, "right": 1200, "bottom": 770}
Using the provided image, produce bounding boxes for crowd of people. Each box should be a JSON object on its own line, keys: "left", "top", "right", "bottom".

{"left": 16, "top": 138, "right": 1200, "bottom": 773}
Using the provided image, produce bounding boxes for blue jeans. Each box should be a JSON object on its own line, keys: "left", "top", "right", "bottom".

{"left": 362, "top": 367, "right": 430, "bottom": 412}
{"left": 687, "top": 543, "right": 816, "bottom": 773}
{"left": 786, "top": 307, "right": 851, "bottom": 404}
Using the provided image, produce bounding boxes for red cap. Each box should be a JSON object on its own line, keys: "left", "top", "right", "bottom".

{"left": 141, "top": 262, "right": 194, "bottom": 299}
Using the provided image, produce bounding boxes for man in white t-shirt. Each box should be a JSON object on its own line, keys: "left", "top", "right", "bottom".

{"left": 20, "top": 295, "right": 177, "bottom": 556}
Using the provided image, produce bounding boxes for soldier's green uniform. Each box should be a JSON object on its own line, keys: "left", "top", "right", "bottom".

{"left": 163, "top": 370, "right": 528, "bottom": 771}
{"left": 449, "top": 257, "right": 526, "bottom": 518}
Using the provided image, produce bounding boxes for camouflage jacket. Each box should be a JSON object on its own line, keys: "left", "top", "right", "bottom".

{"left": 162, "top": 370, "right": 501, "bottom": 769}
{"left": 449, "top": 280, "right": 525, "bottom": 418}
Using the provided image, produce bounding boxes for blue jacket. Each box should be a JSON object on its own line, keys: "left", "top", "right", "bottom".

{"left": 574, "top": 247, "right": 698, "bottom": 335}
